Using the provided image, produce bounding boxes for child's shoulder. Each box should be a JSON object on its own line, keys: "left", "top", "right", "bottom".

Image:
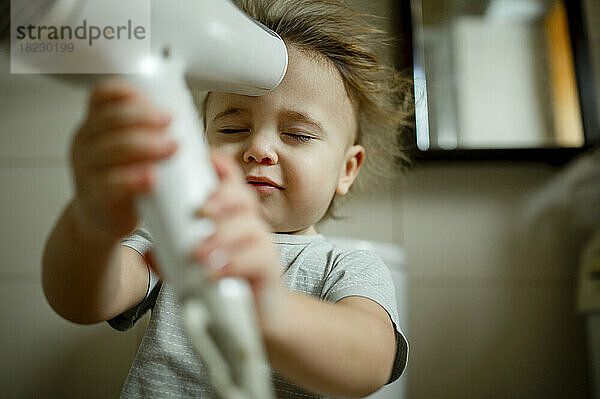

{"left": 272, "top": 233, "right": 388, "bottom": 267}
{"left": 325, "top": 237, "right": 389, "bottom": 267}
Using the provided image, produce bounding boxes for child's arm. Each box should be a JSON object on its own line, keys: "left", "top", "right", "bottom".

{"left": 42, "top": 200, "right": 149, "bottom": 324}
{"left": 42, "top": 79, "right": 176, "bottom": 324}
{"left": 194, "top": 154, "right": 397, "bottom": 398}
{"left": 262, "top": 291, "right": 397, "bottom": 398}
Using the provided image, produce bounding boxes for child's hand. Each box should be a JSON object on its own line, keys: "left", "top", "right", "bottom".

{"left": 192, "top": 152, "right": 284, "bottom": 329}
{"left": 70, "top": 79, "right": 176, "bottom": 244}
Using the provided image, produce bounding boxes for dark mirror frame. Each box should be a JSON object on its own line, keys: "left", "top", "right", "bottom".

{"left": 392, "top": 0, "right": 599, "bottom": 166}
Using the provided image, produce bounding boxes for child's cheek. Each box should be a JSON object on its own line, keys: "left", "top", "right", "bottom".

{"left": 292, "top": 163, "right": 334, "bottom": 204}
{"left": 205, "top": 131, "right": 218, "bottom": 146}
{"left": 207, "top": 141, "right": 240, "bottom": 161}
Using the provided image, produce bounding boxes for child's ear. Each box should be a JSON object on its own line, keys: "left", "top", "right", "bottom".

{"left": 336, "top": 144, "right": 365, "bottom": 195}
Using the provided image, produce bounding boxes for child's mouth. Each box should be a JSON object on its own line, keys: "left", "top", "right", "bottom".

{"left": 248, "top": 182, "right": 279, "bottom": 194}
{"left": 246, "top": 176, "right": 282, "bottom": 194}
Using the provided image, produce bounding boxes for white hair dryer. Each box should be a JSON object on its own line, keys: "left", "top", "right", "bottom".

{"left": 10, "top": 1, "right": 288, "bottom": 398}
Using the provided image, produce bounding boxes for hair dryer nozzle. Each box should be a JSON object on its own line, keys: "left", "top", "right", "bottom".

{"left": 150, "top": 0, "right": 288, "bottom": 96}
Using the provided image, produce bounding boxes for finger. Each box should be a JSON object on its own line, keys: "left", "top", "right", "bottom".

{"left": 198, "top": 181, "right": 257, "bottom": 219}
{"left": 209, "top": 151, "right": 243, "bottom": 183}
{"left": 192, "top": 214, "right": 261, "bottom": 263}
{"left": 84, "top": 163, "right": 155, "bottom": 204}
{"left": 85, "top": 103, "right": 171, "bottom": 137}
{"left": 88, "top": 79, "right": 145, "bottom": 112}
{"left": 84, "top": 129, "right": 177, "bottom": 169}
{"left": 210, "top": 244, "right": 277, "bottom": 287}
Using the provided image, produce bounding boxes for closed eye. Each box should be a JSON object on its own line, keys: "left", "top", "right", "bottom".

{"left": 282, "top": 133, "right": 315, "bottom": 143}
{"left": 217, "top": 129, "right": 249, "bottom": 134}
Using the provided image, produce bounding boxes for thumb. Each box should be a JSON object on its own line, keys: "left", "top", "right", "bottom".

{"left": 210, "top": 151, "right": 243, "bottom": 183}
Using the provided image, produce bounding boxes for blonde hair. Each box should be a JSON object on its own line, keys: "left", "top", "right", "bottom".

{"left": 217, "top": 0, "right": 414, "bottom": 220}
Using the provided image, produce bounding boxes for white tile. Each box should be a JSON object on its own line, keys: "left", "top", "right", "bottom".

{"left": 0, "top": 281, "right": 145, "bottom": 399}
{"left": 0, "top": 167, "right": 73, "bottom": 276}
{"left": 399, "top": 165, "right": 578, "bottom": 284}
{"left": 407, "top": 286, "right": 589, "bottom": 399}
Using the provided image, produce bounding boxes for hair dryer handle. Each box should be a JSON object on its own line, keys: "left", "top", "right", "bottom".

{"left": 127, "top": 56, "right": 274, "bottom": 399}
{"left": 130, "top": 56, "right": 217, "bottom": 292}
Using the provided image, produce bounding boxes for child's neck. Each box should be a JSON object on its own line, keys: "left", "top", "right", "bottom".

{"left": 276, "top": 225, "right": 318, "bottom": 236}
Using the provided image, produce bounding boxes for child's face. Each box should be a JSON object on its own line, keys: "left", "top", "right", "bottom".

{"left": 205, "top": 45, "right": 364, "bottom": 234}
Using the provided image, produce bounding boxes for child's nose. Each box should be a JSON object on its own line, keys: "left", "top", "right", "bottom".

{"left": 243, "top": 135, "right": 278, "bottom": 165}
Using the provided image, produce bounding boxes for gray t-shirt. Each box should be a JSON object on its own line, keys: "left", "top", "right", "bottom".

{"left": 110, "top": 228, "right": 408, "bottom": 398}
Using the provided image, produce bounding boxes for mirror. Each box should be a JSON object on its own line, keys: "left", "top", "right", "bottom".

{"left": 410, "top": 0, "right": 599, "bottom": 159}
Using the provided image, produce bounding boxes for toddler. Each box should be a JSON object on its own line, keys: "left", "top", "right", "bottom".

{"left": 42, "top": 0, "right": 411, "bottom": 397}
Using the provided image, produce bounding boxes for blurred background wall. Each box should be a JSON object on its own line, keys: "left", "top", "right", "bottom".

{"left": 0, "top": 0, "right": 596, "bottom": 397}
{"left": 0, "top": 47, "right": 150, "bottom": 398}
